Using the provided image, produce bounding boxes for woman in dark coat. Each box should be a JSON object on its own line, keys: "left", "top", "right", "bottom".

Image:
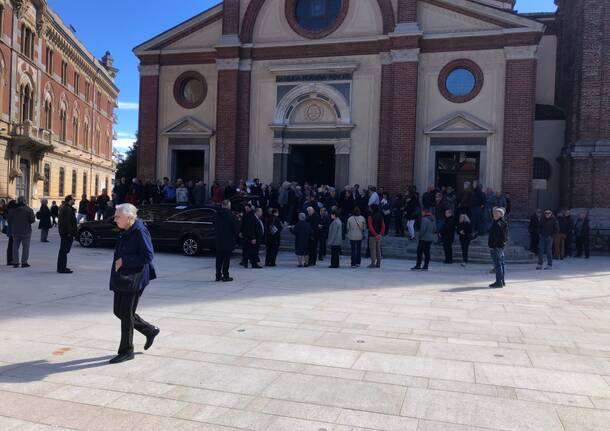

{"left": 109, "top": 203, "right": 159, "bottom": 364}
{"left": 36, "top": 199, "right": 53, "bottom": 242}
{"left": 265, "top": 208, "right": 282, "bottom": 267}
{"left": 291, "top": 213, "right": 313, "bottom": 267}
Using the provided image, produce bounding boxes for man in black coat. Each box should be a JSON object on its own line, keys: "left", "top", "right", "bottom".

{"left": 214, "top": 200, "right": 238, "bottom": 281}
{"left": 36, "top": 199, "right": 53, "bottom": 242}
{"left": 57, "top": 195, "right": 77, "bottom": 274}
{"left": 306, "top": 206, "right": 321, "bottom": 266}
{"left": 528, "top": 209, "right": 542, "bottom": 254}
{"left": 488, "top": 207, "right": 508, "bottom": 288}
{"left": 242, "top": 206, "right": 264, "bottom": 268}
{"left": 440, "top": 209, "right": 455, "bottom": 264}
{"left": 318, "top": 207, "right": 330, "bottom": 261}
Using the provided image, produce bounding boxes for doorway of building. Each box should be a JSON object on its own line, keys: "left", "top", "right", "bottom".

{"left": 288, "top": 145, "right": 335, "bottom": 186}
{"left": 435, "top": 151, "right": 480, "bottom": 193}
{"left": 172, "top": 150, "right": 205, "bottom": 182}
{"left": 15, "top": 160, "right": 30, "bottom": 201}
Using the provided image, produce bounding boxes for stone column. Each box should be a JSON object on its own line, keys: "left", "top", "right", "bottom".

{"left": 502, "top": 46, "right": 537, "bottom": 216}
{"left": 137, "top": 64, "right": 160, "bottom": 181}
{"left": 215, "top": 57, "right": 240, "bottom": 183}
{"left": 272, "top": 140, "right": 289, "bottom": 185}
{"left": 334, "top": 142, "right": 350, "bottom": 189}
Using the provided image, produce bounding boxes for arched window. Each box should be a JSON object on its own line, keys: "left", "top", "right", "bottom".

{"left": 20, "top": 24, "right": 35, "bottom": 59}
{"left": 94, "top": 127, "right": 100, "bottom": 154}
{"left": 44, "top": 99, "right": 53, "bottom": 130}
{"left": 59, "top": 167, "right": 65, "bottom": 197}
{"left": 82, "top": 172, "right": 88, "bottom": 195}
{"left": 71, "top": 169, "right": 77, "bottom": 196}
{"left": 95, "top": 174, "right": 99, "bottom": 195}
{"left": 19, "top": 83, "right": 33, "bottom": 122}
{"left": 59, "top": 106, "right": 67, "bottom": 141}
{"left": 83, "top": 121, "right": 90, "bottom": 150}
{"left": 72, "top": 116, "right": 79, "bottom": 146}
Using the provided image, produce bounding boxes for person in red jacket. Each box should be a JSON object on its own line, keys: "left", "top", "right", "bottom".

{"left": 367, "top": 204, "right": 385, "bottom": 268}
{"left": 211, "top": 180, "right": 224, "bottom": 205}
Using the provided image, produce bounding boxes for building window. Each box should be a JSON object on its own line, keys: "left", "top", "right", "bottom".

{"left": 0, "top": 5, "right": 4, "bottom": 36}
{"left": 533, "top": 157, "right": 552, "bottom": 180}
{"left": 96, "top": 90, "right": 101, "bottom": 107}
{"left": 20, "top": 24, "right": 35, "bottom": 59}
{"left": 174, "top": 71, "right": 207, "bottom": 109}
{"left": 95, "top": 174, "right": 99, "bottom": 195}
{"left": 83, "top": 122, "right": 89, "bottom": 150}
{"left": 59, "top": 167, "right": 65, "bottom": 197}
{"left": 105, "top": 177, "right": 109, "bottom": 191}
{"left": 44, "top": 99, "right": 53, "bottom": 130}
{"left": 72, "top": 117, "right": 79, "bottom": 146}
{"left": 19, "top": 84, "right": 34, "bottom": 122}
{"left": 74, "top": 72, "right": 80, "bottom": 94}
{"left": 107, "top": 100, "right": 112, "bottom": 115}
{"left": 59, "top": 107, "right": 67, "bottom": 141}
{"left": 61, "top": 61, "right": 68, "bottom": 85}
{"left": 45, "top": 47, "right": 54, "bottom": 74}
{"left": 85, "top": 82, "right": 90, "bottom": 102}
{"left": 83, "top": 172, "right": 88, "bottom": 196}
{"left": 43, "top": 163, "right": 51, "bottom": 196}
{"left": 287, "top": 0, "right": 347, "bottom": 39}
{"left": 438, "top": 59, "right": 484, "bottom": 104}
{"left": 94, "top": 128, "right": 100, "bottom": 153}
{"left": 71, "top": 169, "right": 77, "bottom": 196}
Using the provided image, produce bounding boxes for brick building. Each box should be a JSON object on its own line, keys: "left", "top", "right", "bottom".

{"left": 0, "top": 0, "right": 118, "bottom": 208}
{"left": 133, "top": 0, "right": 601, "bottom": 216}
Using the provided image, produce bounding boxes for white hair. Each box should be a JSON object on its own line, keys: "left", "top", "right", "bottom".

{"left": 115, "top": 203, "right": 138, "bottom": 220}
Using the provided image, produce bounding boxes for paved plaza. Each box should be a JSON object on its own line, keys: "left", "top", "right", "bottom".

{"left": 1, "top": 231, "right": 610, "bottom": 430}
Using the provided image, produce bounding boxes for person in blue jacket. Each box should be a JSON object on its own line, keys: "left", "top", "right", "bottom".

{"left": 109, "top": 203, "right": 160, "bottom": 364}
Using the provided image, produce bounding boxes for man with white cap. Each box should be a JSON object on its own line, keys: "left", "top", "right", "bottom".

{"left": 488, "top": 207, "right": 508, "bottom": 288}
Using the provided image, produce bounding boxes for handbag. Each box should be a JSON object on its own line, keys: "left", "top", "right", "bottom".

{"left": 110, "top": 268, "right": 143, "bottom": 293}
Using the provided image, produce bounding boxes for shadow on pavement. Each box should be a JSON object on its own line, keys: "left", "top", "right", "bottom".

{"left": 0, "top": 355, "right": 117, "bottom": 383}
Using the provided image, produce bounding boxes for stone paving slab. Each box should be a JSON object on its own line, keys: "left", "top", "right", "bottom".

{"left": 1, "top": 230, "right": 610, "bottom": 430}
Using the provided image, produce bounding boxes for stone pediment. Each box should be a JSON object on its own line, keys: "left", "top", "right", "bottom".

{"left": 425, "top": 112, "right": 493, "bottom": 136}
{"left": 162, "top": 117, "right": 214, "bottom": 137}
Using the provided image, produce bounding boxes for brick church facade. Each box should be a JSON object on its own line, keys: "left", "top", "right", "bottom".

{"left": 134, "top": 0, "right": 607, "bottom": 216}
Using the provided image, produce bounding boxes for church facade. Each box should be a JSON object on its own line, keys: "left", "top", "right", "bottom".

{"left": 134, "top": 0, "right": 601, "bottom": 215}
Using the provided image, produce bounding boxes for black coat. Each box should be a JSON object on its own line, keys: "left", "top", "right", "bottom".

{"left": 36, "top": 205, "right": 52, "bottom": 230}
{"left": 58, "top": 204, "right": 77, "bottom": 237}
{"left": 291, "top": 220, "right": 312, "bottom": 255}
{"left": 440, "top": 217, "right": 455, "bottom": 243}
{"left": 488, "top": 218, "right": 508, "bottom": 249}
{"left": 243, "top": 213, "right": 264, "bottom": 243}
{"left": 307, "top": 212, "right": 321, "bottom": 240}
{"left": 110, "top": 219, "right": 156, "bottom": 292}
{"left": 266, "top": 216, "right": 282, "bottom": 246}
{"left": 214, "top": 208, "right": 238, "bottom": 252}
{"left": 458, "top": 221, "right": 472, "bottom": 241}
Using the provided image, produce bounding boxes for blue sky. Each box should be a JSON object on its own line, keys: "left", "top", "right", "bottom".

{"left": 48, "top": 0, "right": 557, "bottom": 153}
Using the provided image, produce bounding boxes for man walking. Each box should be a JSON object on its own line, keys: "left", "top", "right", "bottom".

{"left": 243, "top": 206, "right": 263, "bottom": 268}
{"left": 214, "top": 200, "right": 238, "bottom": 281}
{"left": 488, "top": 207, "right": 508, "bottom": 288}
{"left": 57, "top": 195, "right": 77, "bottom": 274}
{"left": 8, "top": 196, "right": 35, "bottom": 268}
{"left": 412, "top": 209, "right": 435, "bottom": 271}
{"left": 36, "top": 198, "right": 52, "bottom": 242}
{"left": 537, "top": 209, "right": 559, "bottom": 270}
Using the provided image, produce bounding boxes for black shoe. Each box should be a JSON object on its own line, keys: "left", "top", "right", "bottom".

{"left": 411, "top": 266, "right": 421, "bottom": 271}
{"left": 421, "top": 267, "right": 429, "bottom": 271}
{"left": 12, "top": 264, "right": 20, "bottom": 268}
{"left": 222, "top": 277, "right": 234, "bottom": 282}
{"left": 489, "top": 282, "right": 503, "bottom": 288}
{"left": 109, "top": 352, "right": 135, "bottom": 364}
{"left": 57, "top": 269, "right": 73, "bottom": 274}
{"left": 251, "top": 264, "right": 263, "bottom": 269}
{"left": 42, "top": 240, "right": 50, "bottom": 243}
{"left": 215, "top": 276, "right": 222, "bottom": 282}
{"left": 144, "top": 327, "right": 160, "bottom": 350}
{"left": 21, "top": 264, "right": 30, "bottom": 268}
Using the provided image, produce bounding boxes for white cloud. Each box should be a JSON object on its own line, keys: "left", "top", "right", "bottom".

{"left": 113, "top": 137, "right": 136, "bottom": 153}
{"left": 116, "top": 131, "right": 136, "bottom": 138}
{"left": 117, "top": 101, "right": 139, "bottom": 110}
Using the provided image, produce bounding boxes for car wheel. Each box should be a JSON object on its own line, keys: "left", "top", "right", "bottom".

{"left": 182, "top": 236, "right": 200, "bottom": 256}
{"left": 78, "top": 229, "right": 95, "bottom": 248}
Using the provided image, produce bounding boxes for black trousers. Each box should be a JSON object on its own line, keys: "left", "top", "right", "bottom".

{"left": 6, "top": 236, "right": 13, "bottom": 265}
{"left": 330, "top": 245, "right": 341, "bottom": 268}
{"left": 416, "top": 240, "right": 432, "bottom": 269}
{"left": 442, "top": 240, "right": 453, "bottom": 263}
{"left": 575, "top": 237, "right": 590, "bottom": 258}
{"left": 318, "top": 237, "right": 327, "bottom": 259}
{"left": 460, "top": 238, "right": 470, "bottom": 263}
{"left": 308, "top": 238, "right": 318, "bottom": 266}
{"left": 216, "top": 250, "right": 231, "bottom": 278}
{"left": 529, "top": 233, "right": 540, "bottom": 254}
{"left": 113, "top": 291, "right": 155, "bottom": 355}
{"left": 57, "top": 235, "right": 73, "bottom": 271}
{"left": 243, "top": 242, "right": 259, "bottom": 266}
{"left": 266, "top": 241, "right": 279, "bottom": 265}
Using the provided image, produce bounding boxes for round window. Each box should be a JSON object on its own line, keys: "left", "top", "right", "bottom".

{"left": 286, "top": 0, "right": 348, "bottom": 39}
{"left": 174, "top": 72, "right": 207, "bottom": 109}
{"left": 438, "top": 60, "right": 484, "bottom": 103}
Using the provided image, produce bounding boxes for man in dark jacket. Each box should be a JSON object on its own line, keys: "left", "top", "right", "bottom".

{"left": 537, "top": 209, "right": 559, "bottom": 270}
{"left": 36, "top": 198, "right": 53, "bottom": 242}
{"left": 242, "top": 206, "right": 263, "bottom": 268}
{"left": 574, "top": 212, "right": 590, "bottom": 259}
{"left": 528, "top": 209, "right": 542, "bottom": 254}
{"left": 488, "top": 207, "right": 508, "bottom": 288}
{"left": 8, "top": 196, "right": 35, "bottom": 268}
{"left": 57, "top": 195, "right": 77, "bottom": 274}
{"left": 214, "top": 200, "right": 238, "bottom": 281}
{"left": 77, "top": 194, "right": 89, "bottom": 224}
{"left": 306, "top": 206, "right": 321, "bottom": 266}
{"left": 440, "top": 208, "right": 455, "bottom": 264}
{"left": 318, "top": 207, "right": 330, "bottom": 261}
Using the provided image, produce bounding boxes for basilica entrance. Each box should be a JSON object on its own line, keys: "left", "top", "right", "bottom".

{"left": 288, "top": 145, "right": 335, "bottom": 186}
{"left": 172, "top": 149, "right": 206, "bottom": 182}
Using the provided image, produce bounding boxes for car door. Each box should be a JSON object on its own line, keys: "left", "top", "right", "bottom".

{"left": 96, "top": 216, "right": 121, "bottom": 241}
{"left": 164, "top": 208, "right": 216, "bottom": 248}
{"left": 140, "top": 206, "right": 180, "bottom": 246}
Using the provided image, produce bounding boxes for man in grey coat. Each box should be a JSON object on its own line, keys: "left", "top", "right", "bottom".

{"left": 327, "top": 211, "right": 343, "bottom": 268}
{"left": 412, "top": 209, "right": 435, "bottom": 271}
{"left": 7, "top": 196, "right": 35, "bottom": 268}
